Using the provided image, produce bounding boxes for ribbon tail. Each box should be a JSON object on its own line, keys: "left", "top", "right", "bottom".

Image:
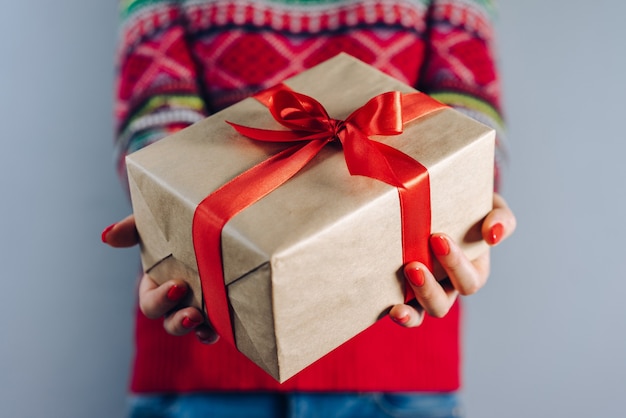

{"left": 341, "top": 126, "right": 405, "bottom": 187}
{"left": 193, "top": 139, "right": 327, "bottom": 345}
{"left": 226, "top": 122, "right": 308, "bottom": 142}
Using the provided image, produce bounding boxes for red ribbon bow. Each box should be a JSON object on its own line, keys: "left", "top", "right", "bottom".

{"left": 193, "top": 87, "right": 446, "bottom": 346}
{"left": 228, "top": 89, "right": 438, "bottom": 188}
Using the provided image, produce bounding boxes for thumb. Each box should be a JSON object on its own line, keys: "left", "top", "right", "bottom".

{"left": 101, "top": 214, "right": 140, "bottom": 247}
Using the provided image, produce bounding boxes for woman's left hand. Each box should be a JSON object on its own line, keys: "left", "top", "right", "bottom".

{"left": 389, "top": 192, "right": 516, "bottom": 327}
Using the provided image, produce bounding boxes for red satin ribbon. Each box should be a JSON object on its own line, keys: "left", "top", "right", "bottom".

{"left": 192, "top": 86, "right": 446, "bottom": 346}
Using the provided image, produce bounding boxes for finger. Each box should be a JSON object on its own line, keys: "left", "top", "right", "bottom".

{"left": 101, "top": 214, "right": 140, "bottom": 247}
{"left": 483, "top": 193, "right": 517, "bottom": 246}
{"left": 195, "top": 324, "right": 220, "bottom": 344}
{"left": 138, "top": 275, "right": 190, "bottom": 319}
{"left": 389, "top": 302, "right": 425, "bottom": 328}
{"left": 404, "top": 261, "right": 458, "bottom": 318}
{"left": 163, "top": 306, "right": 207, "bottom": 337}
{"left": 431, "top": 234, "right": 488, "bottom": 296}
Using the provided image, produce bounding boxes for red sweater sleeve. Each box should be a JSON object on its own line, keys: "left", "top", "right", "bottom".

{"left": 114, "top": 1, "right": 208, "bottom": 186}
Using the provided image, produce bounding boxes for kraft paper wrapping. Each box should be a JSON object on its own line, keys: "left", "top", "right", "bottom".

{"left": 126, "top": 53, "right": 495, "bottom": 382}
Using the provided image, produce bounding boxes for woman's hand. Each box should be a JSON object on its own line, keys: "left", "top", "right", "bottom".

{"left": 102, "top": 215, "right": 219, "bottom": 344}
{"left": 389, "top": 193, "right": 516, "bottom": 327}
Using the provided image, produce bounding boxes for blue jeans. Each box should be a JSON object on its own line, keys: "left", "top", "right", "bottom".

{"left": 128, "top": 392, "right": 463, "bottom": 418}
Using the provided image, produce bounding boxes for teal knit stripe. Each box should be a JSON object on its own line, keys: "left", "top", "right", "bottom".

{"left": 120, "top": 0, "right": 494, "bottom": 17}
{"left": 120, "top": 0, "right": 179, "bottom": 19}
{"left": 120, "top": 0, "right": 435, "bottom": 20}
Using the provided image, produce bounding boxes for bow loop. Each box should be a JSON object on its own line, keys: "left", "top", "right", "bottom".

{"left": 269, "top": 90, "right": 335, "bottom": 133}
{"left": 344, "top": 91, "right": 404, "bottom": 136}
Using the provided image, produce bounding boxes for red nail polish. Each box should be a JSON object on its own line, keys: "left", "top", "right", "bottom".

{"left": 101, "top": 223, "right": 116, "bottom": 243}
{"left": 406, "top": 266, "right": 425, "bottom": 287}
{"left": 167, "top": 284, "right": 186, "bottom": 302}
{"left": 393, "top": 314, "right": 410, "bottom": 325}
{"left": 430, "top": 235, "right": 450, "bottom": 256}
{"left": 182, "top": 317, "right": 202, "bottom": 329}
{"left": 489, "top": 223, "right": 504, "bottom": 245}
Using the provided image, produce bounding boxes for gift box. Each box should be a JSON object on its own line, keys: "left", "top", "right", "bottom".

{"left": 126, "top": 53, "right": 495, "bottom": 383}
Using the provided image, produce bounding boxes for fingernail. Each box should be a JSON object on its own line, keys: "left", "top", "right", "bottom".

{"left": 392, "top": 314, "right": 410, "bottom": 325}
{"left": 430, "top": 235, "right": 450, "bottom": 256}
{"left": 489, "top": 223, "right": 504, "bottom": 245}
{"left": 182, "top": 317, "right": 202, "bottom": 329}
{"left": 406, "top": 265, "right": 426, "bottom": 287}
{"left": 101, "top": 223, "right": 116, "bottom": 243}
{"left": 167, "top": 284, "right": 186, "bottom": 302}
{"left": 198, "top": 332, "right": 220, "bottom": 345}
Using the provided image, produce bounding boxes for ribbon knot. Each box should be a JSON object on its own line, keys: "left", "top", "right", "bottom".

{"left": 327, "top": 119, "right": 344, "bottom": 142}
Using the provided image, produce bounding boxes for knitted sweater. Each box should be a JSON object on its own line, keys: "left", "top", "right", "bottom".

{"left": 115, "top": 0, "right": 504, "bottom": 394}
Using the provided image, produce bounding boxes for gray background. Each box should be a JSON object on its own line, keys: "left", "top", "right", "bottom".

{"left": 1, "top": 1, "right": 624, "bottom": 417}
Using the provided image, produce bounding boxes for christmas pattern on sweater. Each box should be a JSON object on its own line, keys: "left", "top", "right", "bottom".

{"left": 116, "top": 0, "right": 504, "bottom": 183}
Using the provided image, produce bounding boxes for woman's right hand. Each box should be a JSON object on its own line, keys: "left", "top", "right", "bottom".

{"left": 102, "top": 215, "right": 219, "bottom": 344}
